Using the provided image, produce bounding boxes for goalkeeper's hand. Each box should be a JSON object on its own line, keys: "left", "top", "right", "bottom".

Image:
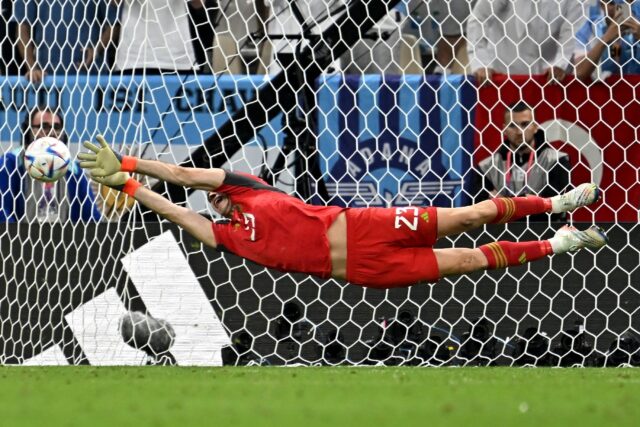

{"left": 92, "top": 171, "right": 129, "bottom": 190}
{"left": 78, "top": 135, "right": 123, "bottom": 177}
{"left": 92, "top": 171, "right": 142, "bottom": 197}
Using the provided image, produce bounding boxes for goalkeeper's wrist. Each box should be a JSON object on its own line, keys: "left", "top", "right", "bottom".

{"left": 120, "top": 155, "right": 138, "bottom": 173}
{"left": 112, "top": 178, "right": 142, "bottom": 197}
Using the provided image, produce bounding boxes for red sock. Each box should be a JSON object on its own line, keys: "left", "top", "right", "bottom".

{"left": 490, "top": 196, "right": 552, "bottom": 224}
{"left": 479, "top": 241, "right": 553, "bottom": 270}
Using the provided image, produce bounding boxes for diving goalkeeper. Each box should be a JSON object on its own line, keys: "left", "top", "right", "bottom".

{"left": 79, "top": 136, "right": 607, "bottom": 289}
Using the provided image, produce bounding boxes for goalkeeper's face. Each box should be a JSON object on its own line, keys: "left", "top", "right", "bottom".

{"left": 208, "top": 192, "right": 232, "bottom": 217}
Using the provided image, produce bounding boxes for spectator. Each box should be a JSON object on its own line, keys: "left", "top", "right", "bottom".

{"left": 574, "top": 0, "right": 640, "bottom": 81}
{"left": 341, "top": 7, "right": 409, "bottom": 74}
{"left": 257, "top": 0, "right": 346, "bottom": 74}
{"left": 210, "top": 0, "right": 259, "bottom": 74}
{"left": 0, "top": 0, "right": 20, "bottom": 75}
{"left": 13, "top": 0, "right": 119, "bottom": 83}
{"left": 474, "top": 102, "right": 571, "bottom": 219}
{"left": 425, "top": 0, "right": 475, "bottom": 74}
{"left": 466, "top": 0, "right": 588, "bottom": 84}
{"left": 338, "top": 0, "right": 473, "bottom": 75}
{"left": 188, "top": 0, "right": 218, "bottom": 72}
{"left": 114, "top": 0, "right": 201, "bottom": 73}
{"left": 0, "top": 106, "right": 101, "bottom": 222}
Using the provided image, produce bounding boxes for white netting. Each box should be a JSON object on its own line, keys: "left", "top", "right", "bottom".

{"left": 0, "top": 0, "right": 638, "bottom": 366}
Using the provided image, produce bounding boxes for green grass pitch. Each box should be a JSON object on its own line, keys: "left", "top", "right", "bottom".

{"left": 0, "top": 367, "right": 638, "bottom": 427}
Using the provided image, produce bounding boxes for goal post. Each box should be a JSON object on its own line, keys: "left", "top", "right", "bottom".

{"left": 0, "top": 0, "right": 638, "bottom": 366}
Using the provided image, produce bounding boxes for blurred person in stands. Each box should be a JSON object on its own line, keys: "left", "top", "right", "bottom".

{"left": 473, "top": 101, "right": 571, "bottom": 220}
{"left": 425, "top": 0, "right": 475, "bottom": 74}
{"left": 188, "top": 0, "right": 218, "bottom": 72}
{"left": 466, "top": 0, "right": 588, "bottom": 84}
{"left": 257, "top": 0, "right": 345, "bottom": 74}
{"left": 341, "top": 5, "right": 409, "bottom": 74}
{"left": 0, "top": 106, "right": 101, "bottom": 222}
{"left": 113, "top": 0, "right": 202, "bottom": 73}
{"left": 340, "top": 0, "right": 472, "bottom": 75}
{"left": 574, "top": 0, "right": 640, "bottom": 81}
{"left": 14, "top": 0, "right": 119, "bottom": 83}
{"left": 0, "top": 0, "right": 20, "bottom": 75}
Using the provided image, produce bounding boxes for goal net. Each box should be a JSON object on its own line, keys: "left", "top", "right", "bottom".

{"left": 0, "top": 0, "right": 637, "bottom": 366}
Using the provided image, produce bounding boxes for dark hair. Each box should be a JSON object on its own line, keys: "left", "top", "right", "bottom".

{"left": 21, "top": 105, "right": 67, "bottom": 147}
{"left": 505, "top": 101, "right": 533, "bottom": 116}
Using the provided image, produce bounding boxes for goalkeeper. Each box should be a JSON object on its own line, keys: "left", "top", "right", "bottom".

{"left": 79, "top": 136, "right": 607, "bottom": 289}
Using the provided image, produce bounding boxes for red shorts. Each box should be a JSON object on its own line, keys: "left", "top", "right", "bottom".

{"left": 345, "top": 207, "right": 440, "bottom": 289}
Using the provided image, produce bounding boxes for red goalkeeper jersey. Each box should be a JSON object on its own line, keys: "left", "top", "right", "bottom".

{"left": 211, "top": 171, "right": 345, "bottom": 278}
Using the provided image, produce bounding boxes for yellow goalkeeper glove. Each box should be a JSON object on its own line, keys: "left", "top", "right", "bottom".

{"left": 96, "top": 172, "right": 137, "bottom": 215}
{"left": 92, "top": 171, "right": 128, "bottom": 188}
{"left": 92, "top": 172, "right": 142, "bottom": 197}
{"left": 78, "top": 135, "right": 138, "bottom": 177}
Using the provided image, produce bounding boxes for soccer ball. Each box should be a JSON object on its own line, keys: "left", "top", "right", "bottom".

{"left": 24, "top": 137, "right": 71, "bottom": 183}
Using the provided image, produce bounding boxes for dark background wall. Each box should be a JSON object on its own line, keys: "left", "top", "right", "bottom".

{"left": 0, "top": 222, "right": 636, "bottom": 365}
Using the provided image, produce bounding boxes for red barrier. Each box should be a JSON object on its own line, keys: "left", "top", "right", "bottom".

{"left": 475, "top": 74, "right": 640, "bottom": 222}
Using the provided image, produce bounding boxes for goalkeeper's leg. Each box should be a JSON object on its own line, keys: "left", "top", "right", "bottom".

{"left": 435, "top": 225, "right": 608, "bottom": 277}
{"left": 436, "top": 183, "right": 600, "bottom": 239}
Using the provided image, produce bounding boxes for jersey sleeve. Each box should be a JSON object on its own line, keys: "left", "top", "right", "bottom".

{"left": 211, "top": 220, "right": 233, "bottom": 252}
{"left": 216, "top": 170, "right": 284, "bottom": 196}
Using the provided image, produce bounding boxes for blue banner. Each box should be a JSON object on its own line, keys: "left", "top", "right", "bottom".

{"left": 316, "top": 74, "right": 475, "bottom": 207}
{"left": 1, "top": 74, "right": 475, "bottom": 208}
{"left": 0, "top": 74, "right": 280, "bottom": 149}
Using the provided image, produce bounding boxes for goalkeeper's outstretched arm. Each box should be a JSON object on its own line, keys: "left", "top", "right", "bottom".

{"left": 78, "top": 135, "right": 225, "bottom": 191}
{"left": 96, "top": 172, "right": 218, "bottom": 248}
{"left": 133, "top": 158, "right": 225, "bottom": 191}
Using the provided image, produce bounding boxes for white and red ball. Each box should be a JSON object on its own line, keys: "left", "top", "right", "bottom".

{"left": 24, "top": 137, "right": 71, "bottom": 183}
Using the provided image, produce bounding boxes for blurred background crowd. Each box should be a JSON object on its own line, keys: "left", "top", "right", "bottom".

{"left": 0, "top": 0, "right": 638, "bottom": 81}
{"left": 0, "top": 0, "right": 637, "bottom": 222}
